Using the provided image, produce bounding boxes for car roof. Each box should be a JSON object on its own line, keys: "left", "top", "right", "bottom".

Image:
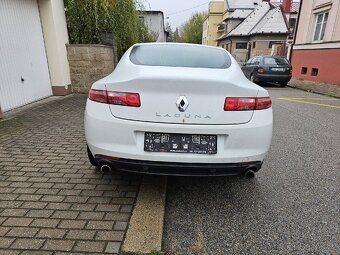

{"left": 133, "top": 42, "right": 226, "bottom": 52}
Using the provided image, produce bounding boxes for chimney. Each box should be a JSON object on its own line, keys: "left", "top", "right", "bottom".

{"left": 282, "top": 0, "right": 292, "bottom": 14}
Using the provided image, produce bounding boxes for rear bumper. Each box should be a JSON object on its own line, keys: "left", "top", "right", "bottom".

{"left": 255, "top": 74, "right": 291, "bottom": 83}
{"left": 95, "top": 156, "right": 263, "bottom": 176}
{"left": 85, "top": 100, "right": 273, "bottom": 165}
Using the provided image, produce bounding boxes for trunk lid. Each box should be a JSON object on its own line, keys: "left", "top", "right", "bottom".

{"left": 106, "top": 66, "right": 258, "bottom": 125}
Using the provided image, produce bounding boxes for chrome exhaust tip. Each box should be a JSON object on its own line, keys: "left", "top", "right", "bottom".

{"left": 245, "top": 169, "right": 255, "bottom": 179}
{"left": 100, "top": 164, "right": 111, "bottom": 174}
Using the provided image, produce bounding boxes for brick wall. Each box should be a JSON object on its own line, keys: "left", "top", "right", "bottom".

{"left": 67, "top": 44, "right": 117, "bottom": 93}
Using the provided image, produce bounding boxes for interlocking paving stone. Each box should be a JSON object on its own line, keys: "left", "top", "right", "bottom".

{"left": 105, "top": 241, "right": 122, "bottom": 254}
{"left": 0, "top": 95, "right": 141, "bottom": 254}
{"left": 36, "top": 228, "right": 67, "bottom": 238}
{"left": 42, "top": 240, "right": 75, "bottom": 252}
{"left": 10, "top": 238, "right": 45, "bottom": 250}
{"left": 5, "top": 227, "right": 39, "bottom": 238}
{"left": 113, "top": 221, "right": 128, "bottom": 231}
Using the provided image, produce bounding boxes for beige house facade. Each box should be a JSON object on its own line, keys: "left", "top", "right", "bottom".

{"left": 291, "top": 0, "right": 340, "bottom": 85}
{"left": 202, "top": 1, "right": 225, "bottom": 46}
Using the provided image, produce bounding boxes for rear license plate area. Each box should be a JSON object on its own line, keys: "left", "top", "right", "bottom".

{"left": 271, "top": 67, "right": 285, "bottom": 72}
{"left": 144, "top": 132, "right": 217, "bottom": 154}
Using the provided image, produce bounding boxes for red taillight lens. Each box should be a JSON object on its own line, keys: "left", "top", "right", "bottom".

{"left": 258, "top": 67, "right": 265, "bottom": 74}
{"left": 107, "top": 91, "right": 141, "bottom": 107}
{"left": 88, "top": 89, "right": 108, "bottom": 103}
{"left": 224, "top": 97, "right": 256, "bottom": 111}
{"left": 88, "top": 89, "right": 141, "bottom": 107}
{"left": 224, "top": 97, "right": 271, "bottom": 111}
{"left": 255, "top": 97, "right": 272, "bottom": 110}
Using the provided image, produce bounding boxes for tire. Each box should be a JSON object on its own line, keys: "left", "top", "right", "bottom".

{"left": 87, "top": 146, "right": 97, "bottom": 167}
{"left": 279, "top": 82, "right": 287, "bottom": 87}
{"left": 250, "top": 74, "right": 255, "bottom": 82}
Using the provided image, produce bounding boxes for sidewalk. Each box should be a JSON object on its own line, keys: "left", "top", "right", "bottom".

{"left": 0, "top": 94, "right": 141, "bottom": 254}
{"left": 288, "top": 79, "right": 340, "bottom": 98}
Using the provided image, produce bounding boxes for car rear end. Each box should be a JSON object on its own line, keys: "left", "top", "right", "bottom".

{"left": 256, "top": 56, "right": 292, "bottom": 85}
{"left": 85, "top": 43, "right": 273, "bottom": 176}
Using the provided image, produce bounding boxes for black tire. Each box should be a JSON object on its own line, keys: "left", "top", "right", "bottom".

{"left": 279, "top": 82, "right": 287, "bottom": 87}
{"left": 250, "top": 74, "right": 255, "bottom": 83}
{"left": 87, "top": 146, "right": 97, "bottom": 167}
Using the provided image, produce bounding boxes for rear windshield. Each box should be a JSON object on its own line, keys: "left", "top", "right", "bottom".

{"left": 263, "top": 57, "right": 289, "bottom": 65}
{"left": 130, "top": 44, "right": 232, "bottom": 69}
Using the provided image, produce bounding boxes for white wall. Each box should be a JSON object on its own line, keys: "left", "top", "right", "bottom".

{"left": 38, "top": 0, "right": 71, "bottom": 92}
{"left": 142, "top": 12, "right": 166, "bottom": 42}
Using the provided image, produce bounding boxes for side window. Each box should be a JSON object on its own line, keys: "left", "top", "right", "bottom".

{"left": 253, "top": 57, "right": 260, "bottom": 65}
{"left": 251, "top": 57, "right": 258, "bottom": 65}
{"left": 246, "top": 58, "right": 253, "bottom": 65}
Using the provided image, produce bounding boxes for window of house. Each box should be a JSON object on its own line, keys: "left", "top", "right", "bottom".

{"left": 236, "top": 42, "right": 247, "bottom": 49}
{"left": 269, "top": 41, "right": 282, "bottom": 48}
{"left": 311, "top": 68, "right": 319, "bottom": 76}
{"left": 253, "top": 41, "right": 256, "bottom": 48}
{"left": 301, "top": 67, "right": 307, "bottom": 75}
{"left": 313, "top": 12, "right": 328, "bottom": 41}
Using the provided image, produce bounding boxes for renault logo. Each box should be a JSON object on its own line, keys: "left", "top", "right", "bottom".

{"left": 176, "top": 96, "right": 189, "bottom": 112}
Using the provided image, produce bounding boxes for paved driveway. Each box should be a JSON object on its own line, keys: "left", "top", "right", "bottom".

{"left": 0, "top": 95, "right": 141, "bottom": 254}
{"left": 163, "top": 86, "right": 340, "bottom": 254}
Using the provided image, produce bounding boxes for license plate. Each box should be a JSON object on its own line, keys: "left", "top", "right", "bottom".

{"left": 144, "top": 132, "right": 217, "bottom": 154}
{"left": 271, "top": 68, "right": 285, "bottom": 72}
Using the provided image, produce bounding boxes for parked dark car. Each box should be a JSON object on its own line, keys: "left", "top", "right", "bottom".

{"left": 241, "top": 56, "right": 292, "bottom": 87}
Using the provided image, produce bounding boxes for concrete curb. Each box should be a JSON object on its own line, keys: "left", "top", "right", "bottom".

{"left": 122, "top": 176, "right": 167, "bottom": 255}
{"left": 288, "top": 79, "right": 340, "bottom": 98}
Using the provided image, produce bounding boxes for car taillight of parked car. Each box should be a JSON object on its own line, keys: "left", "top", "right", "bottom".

{"left": 224, "top": 97, "right": 272, "bottom": 111}
{"left": 88, "top": 89, "right": 141, "bottom": 107}
{"left": 258, "top": 67, "right": 265, "bottom": 74}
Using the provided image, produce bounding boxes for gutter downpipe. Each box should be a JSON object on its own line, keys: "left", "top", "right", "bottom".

{"left": 289, "top": 0, "right": 303, "bottom": 62}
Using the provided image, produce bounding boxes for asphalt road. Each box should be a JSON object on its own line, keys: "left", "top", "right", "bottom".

{"left": 163, "top": 86, "right": 340, "bottom": 255}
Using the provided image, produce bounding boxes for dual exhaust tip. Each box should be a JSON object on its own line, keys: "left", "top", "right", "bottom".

{"left": 99, "top": 160, "right": 113, "bottom": 174}
{"left": 99, "top": 159, "right": 258, "bottom": 178}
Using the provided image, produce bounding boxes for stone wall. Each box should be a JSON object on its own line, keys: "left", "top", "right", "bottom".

{"left": 67, "top": 44, "right": 117, "bottom": 93}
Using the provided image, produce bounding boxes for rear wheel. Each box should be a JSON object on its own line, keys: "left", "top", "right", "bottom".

{"left": 87, "top": 146, "right": 97, "bottom": 167}
{"left": 250, "top": 74, "right": 255, "bottom": 83}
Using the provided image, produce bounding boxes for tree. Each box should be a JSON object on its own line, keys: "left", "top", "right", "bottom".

{"left": 180, "top": 12, "right": 205, "bottom": 44}
{"left": 173, "top": 28, "right": 182, "bottom": 43}
{"left": 64, "top": 0, "right": 115, "bottom": 44}
{"left": 165, "top": 22, "right": 174, "bottom": 42}
{"left": 64, "top": 0, "right": 155, "bottom": 58}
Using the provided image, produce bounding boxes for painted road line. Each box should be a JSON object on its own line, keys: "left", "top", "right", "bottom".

{"left": 122, "top": 176, "right": 167, "bottom": 255}
{"left": 279, "top": 97, "right": 339, "bottom": 101}
{"left": 278, "top": 98, "right": 340, "bottom": 109}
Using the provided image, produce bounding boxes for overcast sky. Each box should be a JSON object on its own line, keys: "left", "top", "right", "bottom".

{"left": 141, "top": 0, "right": 287, "bottom": 29}
{"left": 142, "top": 0, "right": 215, "bottom": 29}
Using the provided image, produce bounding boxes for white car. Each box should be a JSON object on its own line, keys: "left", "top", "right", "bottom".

{"left": 85, "top": 43, "right": 273, "bottom": 178}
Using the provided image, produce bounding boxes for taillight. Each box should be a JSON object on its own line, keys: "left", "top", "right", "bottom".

{"left": 255, "top": 97, "right": 272, "bottom": 110}
{"left": 88, "top": 89, "right": 108, "bottom": 103}
{"left": 224, "top": 97, "right": 256, "bottom": 111}
{"left": 258, "top": 67, "right": 265, "bottom": 74}
{"left": 224, "top": 97, "right": 271, "bottom": 111}
{"left": 88, "top": 89, "right": 141, "bottom": 107}
{"left": 107, "top": 91, "right": 141, "bottom": 107}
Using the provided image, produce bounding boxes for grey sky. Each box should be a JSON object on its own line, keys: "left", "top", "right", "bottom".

{"left": 141, "top": 0, "right": 287, "bottom": 30}
{"left": 142, "top": 0, "right": 217, "bottom": 29}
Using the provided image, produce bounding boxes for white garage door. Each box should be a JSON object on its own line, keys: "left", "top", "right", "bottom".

{"left": 0, "top": 0, "right": 52, "bottom": 112}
